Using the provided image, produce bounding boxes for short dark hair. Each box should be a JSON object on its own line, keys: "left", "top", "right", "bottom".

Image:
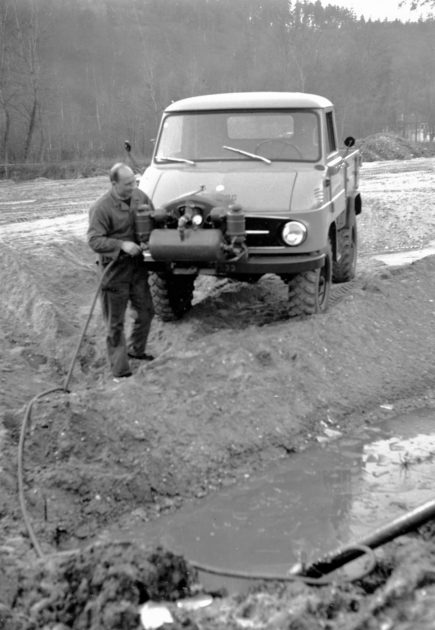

{"left": 109, "top": 162, "right": 131, "bottom": 183}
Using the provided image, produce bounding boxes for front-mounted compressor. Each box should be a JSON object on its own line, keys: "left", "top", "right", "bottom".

{"left": 134, "top": 190, "right": 248, "bottom": 264}
{"left": 133, "top": 190, "right": 248, "bottom": 322}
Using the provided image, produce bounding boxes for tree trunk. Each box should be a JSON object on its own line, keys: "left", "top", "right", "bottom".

{"left": 23, "top": 97, "right": 37, "bottom": 161}
{"left": 2, "top": 106, "right": 10, "bottom": 177}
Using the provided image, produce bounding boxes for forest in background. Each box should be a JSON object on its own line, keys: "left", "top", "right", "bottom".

{"left": 0, "top": 0, "right": 434, "bottom": 167}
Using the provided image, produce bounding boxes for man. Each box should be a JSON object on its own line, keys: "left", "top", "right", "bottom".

{"left": 88, "top": 163, "right": 155, "bottom": 378}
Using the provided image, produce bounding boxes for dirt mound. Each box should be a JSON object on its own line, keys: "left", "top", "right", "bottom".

{"left": 0, "top": 240, "right": 106, "bottom": 370}
{"left": 0, "top": 542, "right": 196, "bottom": 630}
{"left": 0, "top": 245, "right": 68, "bottom": 354}
{"left": 358, "top": 133, "right": 435, "bottom": 162}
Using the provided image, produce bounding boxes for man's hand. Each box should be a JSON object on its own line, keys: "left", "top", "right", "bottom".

{"left": 121, "top": 241, "right": 142, "bottom": 256}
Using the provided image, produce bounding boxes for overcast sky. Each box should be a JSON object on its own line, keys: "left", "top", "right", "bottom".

{"left": 321, "top": 0, "right": 434, "bottom": 21}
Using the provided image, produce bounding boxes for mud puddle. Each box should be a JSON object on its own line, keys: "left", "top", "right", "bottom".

{"left": 104, "top": 409, "right": 435, "bottom": 591}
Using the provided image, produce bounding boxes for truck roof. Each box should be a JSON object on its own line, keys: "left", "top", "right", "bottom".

{"left": 165, "top": 92, "right": 333, "bottom": 112}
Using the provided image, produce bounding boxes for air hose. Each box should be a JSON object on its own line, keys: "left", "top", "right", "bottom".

{"left": 187, "top": 544, "right": 377, "bottom": 584}
{"left": 17, "top": 259, "right": 115, "bottom": 560}
{"left": 18, "top": 258, "right": 434, "bottom": 588}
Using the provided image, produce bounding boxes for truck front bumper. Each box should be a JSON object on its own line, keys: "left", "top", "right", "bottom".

{"left": 142, "top": 250, "right": 326, "bottom": 275}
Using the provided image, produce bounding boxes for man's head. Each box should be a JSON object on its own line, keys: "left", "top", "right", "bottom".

{"left": 110, "top": 163, "right": 136, "bottom": 200}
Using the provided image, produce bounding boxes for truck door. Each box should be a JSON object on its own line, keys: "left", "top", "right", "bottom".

{"left": 324, "top": 110, "right": 346, "bottom": 226}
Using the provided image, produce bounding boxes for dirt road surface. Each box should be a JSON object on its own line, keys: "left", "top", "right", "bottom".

{"left": 1, "top": 157, "right": 435, "bottom": 628}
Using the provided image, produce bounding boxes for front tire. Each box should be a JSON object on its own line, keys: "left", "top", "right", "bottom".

{"left": 286, "top": 242, "right": 332, "bottom": 317}
{"left": 149, "top": 272, "right": 196, "bottom": 321}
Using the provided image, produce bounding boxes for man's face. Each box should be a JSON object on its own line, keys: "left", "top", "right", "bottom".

{"left": 113, "top": 168, "right": 137, "bottom": 200}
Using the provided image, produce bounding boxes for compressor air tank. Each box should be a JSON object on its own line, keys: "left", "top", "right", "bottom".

{"left": 134, "top": 204, "right": 153, "bottom": 245}
{"left": 226, "top": 203, "right": 246, "bottom": 242}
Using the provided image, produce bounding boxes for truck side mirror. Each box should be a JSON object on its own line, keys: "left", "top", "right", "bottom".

{"left": 344, "top": 136, "right": 355, "bottom": 148}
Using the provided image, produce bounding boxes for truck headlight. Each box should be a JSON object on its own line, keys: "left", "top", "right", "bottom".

{"left": 282, "top": 221, "right": 307, "bottom": 246}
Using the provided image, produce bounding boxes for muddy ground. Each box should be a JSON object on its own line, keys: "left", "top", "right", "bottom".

{"left": 1, "top": 154, "right": 435, "bottom": 628}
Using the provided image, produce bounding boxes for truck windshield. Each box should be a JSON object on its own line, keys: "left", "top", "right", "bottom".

{"left": 155, "top": 110, "right": 320, "bottom": 163}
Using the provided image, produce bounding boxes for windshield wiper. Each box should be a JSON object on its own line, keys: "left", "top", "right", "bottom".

{"left": 222, "top": 145, "right": 272, "bottom": 165}
{"left": 157, "top": 156, "right": 196, "bottom": 165}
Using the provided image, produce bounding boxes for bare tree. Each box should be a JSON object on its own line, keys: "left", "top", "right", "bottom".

{"left": 0, "top": 1, "right": 19, "bottom": 171}
{"left": 12, "top": 0, "right": 44, "bottom": 161}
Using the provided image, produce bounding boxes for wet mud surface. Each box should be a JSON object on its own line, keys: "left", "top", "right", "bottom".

{"left": 1, "top": 157, "right": 435, "bottom": 627}
{"left": 122, "top": 409, "right": 435, "bottom": 586}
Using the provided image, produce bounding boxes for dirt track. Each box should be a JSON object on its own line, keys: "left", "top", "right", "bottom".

{"left": 2, "top": 157, "right": 435, "bottom": 628}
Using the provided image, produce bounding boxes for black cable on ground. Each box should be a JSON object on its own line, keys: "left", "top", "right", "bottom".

{"left": 63, "top": 262, "right": 112, "bottom": 392}
{"left": 188, "top": 543, "right": 377, "bottom": 585}
{"left": 17, "top": 260, "right": 115, "bottom": 560}
{"left": 18, "top": 386, "right": 66, "bottom": 559}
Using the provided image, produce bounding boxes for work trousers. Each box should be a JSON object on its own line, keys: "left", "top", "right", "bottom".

{"left": 101, "top": 256, "right": 154, "bottom": 377}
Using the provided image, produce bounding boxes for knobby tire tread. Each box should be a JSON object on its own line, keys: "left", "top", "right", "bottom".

{"left": 333, "top": 221, "right": 357, "bottom": 284}
{"left": 287, "top": 241, "right": 332, "bottom": 317}
{"left": 287, "top": 270, "right": 319, "bottom": 317}
{"left": 150, "top": 272, "right": 195, "bottom": 321}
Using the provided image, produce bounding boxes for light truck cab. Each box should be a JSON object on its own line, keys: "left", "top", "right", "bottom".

{"left": 138, "top": 92, "right": 361, "bottom": 320}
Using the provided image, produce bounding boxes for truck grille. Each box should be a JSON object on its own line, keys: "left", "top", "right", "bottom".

{"left": 245, "top": 217, "right": 286, "bottom": 247}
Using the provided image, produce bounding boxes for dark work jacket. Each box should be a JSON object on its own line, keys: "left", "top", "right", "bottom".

{"left": 87, "top": 188, "right": 153, "bottom": 265}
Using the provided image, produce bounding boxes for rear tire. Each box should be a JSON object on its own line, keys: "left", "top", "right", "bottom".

{"left": 287, "top": 241, "right": 332, "bottom": 317}
{"left": 149, "top": 272, "right": 196, "bottom": 321}
{"left": 333, "top": 214, "right": 357, "bottom": 283}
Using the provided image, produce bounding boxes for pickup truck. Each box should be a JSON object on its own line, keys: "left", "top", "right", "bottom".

{"left": 137, "top": 92, "right": 362, "bottom": 320}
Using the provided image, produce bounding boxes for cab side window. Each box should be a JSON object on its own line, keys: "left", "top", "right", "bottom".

{"left": 325, "top": 111, "right": 337, "bottom": 155}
